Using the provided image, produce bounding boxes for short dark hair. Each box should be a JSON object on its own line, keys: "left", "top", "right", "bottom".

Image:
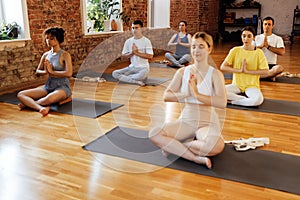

{"left": 263, "top": 16, "right": 275, "bottom": 25}
{"left": 180, "top": 20, "right": 187, "bottom": 26}
{"left": 132, "top": 20, "right": 143, "bottom": 27}
{"left": 241, "top": 26, "right": 256, "bottom": 36}
{"left": 44, "top": 27, "right": 65, "bottom": 44}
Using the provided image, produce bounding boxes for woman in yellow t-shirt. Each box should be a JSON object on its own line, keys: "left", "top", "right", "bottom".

{"left": 221, "top": 26, "right": 269, "bottom": 106}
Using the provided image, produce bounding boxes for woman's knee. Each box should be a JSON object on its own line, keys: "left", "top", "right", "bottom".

{"left": 182, "top": 54, "right": 192, "bottom": 63}
{"left": 17, "top": 90, "right": 28, "bottom": 100}
{"left": 253, "top": 97, "right": 264, "bottom": 106}
{"left": 165, "top": 52, "right": 173, "bottom": 59}
{"left": 112, "top": 70, "right": 118, "bottom": 79}
{"left": 250, "top": 94, "right": 264, "bottom": 106}
{"left": 246, "top": 88, "right": 264, "bottom": 106}
{"left": 204, "top": 137, "right": 225, "bottom": 156}
{"left": 17, "top": 91, "right": 23, "bottom": 99}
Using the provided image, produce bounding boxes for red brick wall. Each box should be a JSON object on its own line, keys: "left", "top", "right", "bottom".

{"left": 0, "top": 0, "right": 219, "bottom": 93}
{"left": 170, "top": 0, "right": 219, "bottom": 36}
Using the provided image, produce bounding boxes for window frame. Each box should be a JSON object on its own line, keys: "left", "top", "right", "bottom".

{"left": 0, "top": 0, "right": 30, "bottom": 44}
{"left": 148, "top": 0, "right": 170, "bottom": 29}
{"left": 81, "top": 0, "right": 123, "bottom": 36}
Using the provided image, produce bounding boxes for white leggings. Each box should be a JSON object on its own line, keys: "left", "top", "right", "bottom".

{"left": 226, "top": 84, "right": 264, "bottom": 106}
{"left": 149, "top": 106, "right": 224, "bottom": 157}
{"left": 112, "top": 65, "right": 149, "bottom": 84}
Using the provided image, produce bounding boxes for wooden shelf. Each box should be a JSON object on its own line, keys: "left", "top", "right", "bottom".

{"left": 291, "top": 8, "right": 300, "bottom": 44}
{"left": 219, "top": 2, "right": 261, "bottom": 42}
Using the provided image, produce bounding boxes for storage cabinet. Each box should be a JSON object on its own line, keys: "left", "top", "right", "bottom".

{"left": 291, "top": 7, "right": 300, "bottom": 44}
{"left": 219, "top": 2, "right": 261, "bottom": 42}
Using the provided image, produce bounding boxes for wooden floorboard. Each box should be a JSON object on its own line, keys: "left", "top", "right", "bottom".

{"left": 0, "top": 43, "right": 299, "bottom": 200}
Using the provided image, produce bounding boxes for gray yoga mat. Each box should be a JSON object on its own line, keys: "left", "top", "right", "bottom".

{"left": 224, "top": 73, "right": 300, "bottom": 84}
{"left": 83, "top": 126, "right": 300, "bottom": 195}
{"left": 274, "top": 76, "right": 300, "bottom": 84}
{"left": 149, "top": 62, "right": 184, "bottom": 69}
{"left": 0, "top": 92, "right": 123, "bottom": 118}
{"left": 149, "top": 62, "right": 169, "bottom": 68}
{"left": 227, "top": 98, "right": 300, "bottom": 117}
{"left": 101, "top": 73, "right": 170, "bottom": 86}
{"left": 74, "top": 71, "right": 170, "bottom": 86}
{"left": 49, "top": 98, "right": 123, "bottom": 118}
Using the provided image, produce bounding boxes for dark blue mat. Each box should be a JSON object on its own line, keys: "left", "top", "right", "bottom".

{"left": 83, "top": 126, "right": 300, "bottom": 195}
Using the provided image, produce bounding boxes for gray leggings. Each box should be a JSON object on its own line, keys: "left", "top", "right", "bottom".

{"left": 165, "top": 52, "right": 192, "bottom": 66}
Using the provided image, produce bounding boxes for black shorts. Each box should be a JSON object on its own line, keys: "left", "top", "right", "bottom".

{"left": 268, "top": 64, "right": 276, "bottom": 69}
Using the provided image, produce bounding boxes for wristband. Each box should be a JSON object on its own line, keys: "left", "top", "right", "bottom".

{"left": 267, "top": 45, "right": 271, "bottom": 50}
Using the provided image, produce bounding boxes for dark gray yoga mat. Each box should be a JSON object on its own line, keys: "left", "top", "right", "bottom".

{"left": 101, "top": 73, "right": 170, "bottom": 86}
{"left": 83, "top": 126, "right": 300, "bottom": 195}
{"left": 227, "top": 98, "right": 300, "bottom": 117}
{"left": 224, "top": 73, "right": 300, "bottom": 84}
{"left": 149, "top": 62, "right": 169, "bottom": 68}
{"left": 274, "top": 76, "right": 300, "bottom": 84}
{"left": 49, "top": 98, "right": 123, "bottom": 118}
{"left": 74, "top": 71, "right": 170, "bottom": 86}
{"left": 0, "top": 92, "right": 123, "bottom": 118}
{"left": 149, "top": 62, "right": 184, "bottom": 69}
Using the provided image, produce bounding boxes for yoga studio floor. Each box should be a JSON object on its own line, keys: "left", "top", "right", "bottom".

{"left": 0, "top": 42, "right": 299, "bottom": 200}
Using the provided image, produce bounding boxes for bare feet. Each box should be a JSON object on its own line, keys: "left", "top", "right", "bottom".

{"left": 136, "top": 81, "right": 146, "bottom": 87}
{"left": 39, "top": 106, "right": 50, "bottom": 117}
{"left": 162, "top": 150, "right": 169, "bottom": 157}
{"left": 194, "top": 156, "right": 212, "bottom": 169}
{"left": 17, "top": 103, "right": 25, "bottom": 110}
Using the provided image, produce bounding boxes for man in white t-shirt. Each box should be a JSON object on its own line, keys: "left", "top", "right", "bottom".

{"left": 112, "top": 20, "right": 153, "bottom": 86}
{"left": 255, "top": 16, "right": 285, "bottom": 80}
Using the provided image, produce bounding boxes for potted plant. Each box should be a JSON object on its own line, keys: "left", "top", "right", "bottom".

{"left": 87, "top": 0, "right": 105, "bottom": 32}
{"left": 101, "top": 0, "right": 120, "bottom": 20}
{"left": 87, "top": 0, "right": 121, "bottom": 32}
{"left": 0, "top": 22, "right": 20, "bottom": 40}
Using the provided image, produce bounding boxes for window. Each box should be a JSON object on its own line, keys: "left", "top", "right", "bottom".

{"left": 0, "top": 0, "right": 30, "bottom": 41}
{"left": 148, "top": 0, "right": 170, "bottom": 28}
{"left": 81, "top": 0, "right": 123, "bottom": 35}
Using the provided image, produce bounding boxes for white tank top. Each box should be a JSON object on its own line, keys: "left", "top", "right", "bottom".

{"left": 181, "top": 65, "right": 214, "bottom": 104}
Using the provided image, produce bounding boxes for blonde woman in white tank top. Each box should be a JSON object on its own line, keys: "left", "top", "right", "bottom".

{"left": 149, "top": 32, "right": 227, "bottom": 169}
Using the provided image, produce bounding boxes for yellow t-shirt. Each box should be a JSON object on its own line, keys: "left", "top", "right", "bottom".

{"left": 225, "top": 46, "right": 268, "bottom": 92}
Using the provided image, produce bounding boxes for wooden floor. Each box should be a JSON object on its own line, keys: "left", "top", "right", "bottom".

{"left": 0, "top": 43, "right": 300, "bottom": 200}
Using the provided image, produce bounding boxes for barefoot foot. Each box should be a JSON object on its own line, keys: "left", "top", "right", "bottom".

{"left": 162, "top": 150, "right": 169, "bottom": 157}
{"left": 39, "top": 106, "right": 50, "bottom": 117}
{"left": 17, "top": 103, "right": 25, "bottom": 110}
{"left": 194, "top": 156, "right": 212, "bottom": 169}
{"left": 136, "top": 81, "right": 146, "bottom": 87}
